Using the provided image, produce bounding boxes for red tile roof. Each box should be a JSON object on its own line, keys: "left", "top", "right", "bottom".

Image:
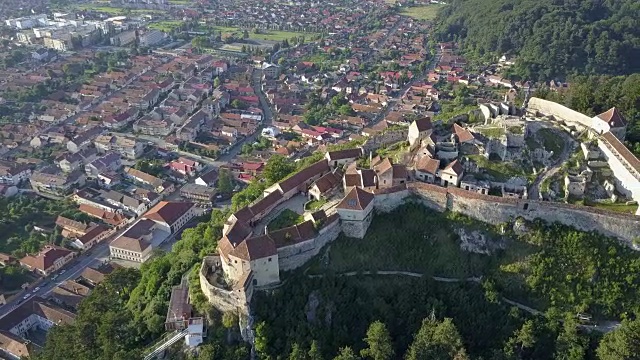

{"left": 453, "top": 123, "right": 475, "bottom": 143}
{"left": 19, "top": 245, "right": 73, "bottom": 273}
{"left": 416, "top": 156, "right": 440, "bottom": 175}
{"left": 76, "top": 224, "right": 109, "bottom": 245}
{"left": 312, "top": 170, "right": 342, "bottom": 193}
{"left": 443, "top": 160, "right": 464, "bottom": 175}
{"left": 413, "top": 117, "right": 432, "bottom": 132}
{"left": 78, "top": 204, "right": 125, "bottom": 226}
{"left": 596, "top": 107, "right": 627, "bottom": 127}
{"left": 278, "top": 159, "right": 330, "bottom": 193}
{"left": 602, "top": 132, "right": 640, "bottom": 173}
{"left": 268, "top": 220, "right": 317, "bottom": 248}
{"left": 337, "top": 187, "right": 375, "bottom": 211}
{"left": 326, "top": 148, "right": 363, "bottom": 161}
{"left": 144, "top": 201, "right": 194, "bottom": 226}
{"left": 229, "top": 235, "right": 277, "bottom": 261}
{"left": 249, "top": 190, "right": 283, "bottom": 216}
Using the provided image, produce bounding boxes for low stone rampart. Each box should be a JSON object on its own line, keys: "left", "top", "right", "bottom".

{"left": 373, "top": 185, "right": 410, "bottom": 213}
{"left": 362, "top": 129, "right": 409, "bottom": 152}
{"left": 408, "top": 183, "right": 640, "bottom": 246}
{"left": 528, "top": 97, "right": 593, "bottom": 129}
{"left": 278, "top": 217, "right": 342, "bottom": 271}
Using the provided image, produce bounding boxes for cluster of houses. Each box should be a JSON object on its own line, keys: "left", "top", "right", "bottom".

{"left": 201, "top": 0, "right": 384, "bottom": 34}
{"left": 0, "top": 253, "right": 120, "bottom": 359}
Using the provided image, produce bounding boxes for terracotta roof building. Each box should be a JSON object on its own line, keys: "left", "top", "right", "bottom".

{"left": 143, "top": 201, "right": 196, "bottom": 233}
{"left": 0, "top": 297, "right": 75, "bottom": 358}
{"left": 336, "top": 187, "right": 375, "bottom": 211}
{"left": 72, "top": 224, "right": 110, "bottom": 251}
{"left": 596, "top": 107, "right": 627, "bottom": 128}
{"left": 109, "top": 219, "right": 156, "bottom": 263}
{"left": 19, "top": 245, "right": 75, "bottom": 276}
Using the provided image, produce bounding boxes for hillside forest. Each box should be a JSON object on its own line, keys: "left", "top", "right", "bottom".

{"left": 434, "top": 0, "right": 640, "bottom": 81}
{"left": 433, "top": 0, "right": 640, "bottom": 157}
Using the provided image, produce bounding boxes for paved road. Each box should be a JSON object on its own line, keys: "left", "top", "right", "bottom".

{"left": 0, "top": 241, "right": 111, "bottom": 321}
{"left": 123, "top": 67, "right": 274, "bottom": 169}
{"left": 0, "top": 179, "right": 210, "bottom": 320}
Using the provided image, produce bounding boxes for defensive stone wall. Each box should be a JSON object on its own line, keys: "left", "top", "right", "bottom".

{"left": 408, "top": 183, "right": 640, "bottom": 246}
{"left": 278, "top": 217, "right": 342, "bottom": 271}
{"left": 407, "top": 183, "right": 448, "bottom": 211}
{"left": 373, "top": 186, "right": 410, "bottom": 213}
{"left": 199, "top": 256, "right": 250, "bottom": 315}
{"left": 528, "top": 97, "right": 593, "bottom": 129}
{"left": 362, "top": 129, "right": 409, "bottom": 152}
{"left": 341, "top": 212, "right": 373, "bottom": 239}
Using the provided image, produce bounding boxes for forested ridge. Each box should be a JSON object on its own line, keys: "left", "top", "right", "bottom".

{"left": 434, "top": 0, "right": 640, "bottom": 80}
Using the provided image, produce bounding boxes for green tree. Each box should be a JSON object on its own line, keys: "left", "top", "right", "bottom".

{"left": 405, "top": 316, "right": 469, "bottom": 360}
{"left": 197, "top": 344, "right": 219, "bottom": 359}
{"left": 360, "top": 321, "right": 394, "bottom": 360}
{"left": 222, "top": 311, "right": 237, "bottom": 329}
{"left": 255, "top": 321, "right": 271, "bottom": 360}
{"left": 596, "top": 319, "right": 640, "bottom": 360}
{"left": 554, "top": 315, "right": 587, "bottom": 360}
{"left": 263, "top": 155, "right": 296, "bottom": 185}
{"left": 216, "top": 168, "right": 234, "bottom": 195}
{"left": 289, "top": 343, "right": 306, "bottom": 360}
{"left": 503, "top": 320, "right": 536, "bottom": 360}
{"left": 338, "top": 104, "right": 355, "bottom": 116}
{"left": 231, "top": 99, "right": 247, "bottom": 109}
{"left": 213, "top": 77, "right": 221, "bottom": 88}
{"left": 308, "top": 340, "right": 324, "bottom": 360}
{"left": 334, "top": 347, "right": 360, "bottom": 360}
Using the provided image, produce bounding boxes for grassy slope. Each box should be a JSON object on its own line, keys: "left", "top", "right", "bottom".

{"left": 400, "top": 4, "right": 447, "bottom": 21}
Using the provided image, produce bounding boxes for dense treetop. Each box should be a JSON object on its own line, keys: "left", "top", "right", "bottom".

{"left": 434, "top": 0, "right": 640, "bottom": 80}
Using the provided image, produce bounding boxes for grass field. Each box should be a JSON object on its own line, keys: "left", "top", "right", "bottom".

{"left": 400, "top": 4, "right": 446, "bottom": 21}
{"left": 308, "top": 203, "right": 512, "bottom": 278}
{"left": 467, "top": 155, "right": 533, "bottom": 182}
{"left": 267, "top": 209, "right": 305, "bottom": 231}
{"left": 209, "top": 27, "right": 320, "bottom": 42}
{"left": 148, "top": 20, "right": 184, "bottom": 32}
{"left": 304, "top": 199, "right": 327, "bottom": 211}
{"left": 537, "top": 128, "right": 565, "bottom": 160}
{"left": 305, "top": 203, "right": 545, "bottom": 308}
{"left": 584, "top": 199, "right": 639, "bottom": 214}
{"left": 74, "top": 4, "right": 163, "bottom": 15}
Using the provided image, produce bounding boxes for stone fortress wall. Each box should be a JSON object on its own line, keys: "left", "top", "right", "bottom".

{"left": 199, "top": 256, "right": 251, "bottom": 315}
{"left": 405, "top": 183, "right": 640, "bottom": 246}
{"left": 270, "top": 180, "right": 640, "bottom": 282}
{"left": 277, "top": 217, "right": 342, "bottom": 271}
{"left": 528, "top": 97, "right": 593, "bottom": 130}
{"left": 362, "top": 129, "right": 409, "bottom": 152}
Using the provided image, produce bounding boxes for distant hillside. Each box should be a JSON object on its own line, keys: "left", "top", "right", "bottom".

{"left": 434, "top": 0, "right": 640, "bottom": 81}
